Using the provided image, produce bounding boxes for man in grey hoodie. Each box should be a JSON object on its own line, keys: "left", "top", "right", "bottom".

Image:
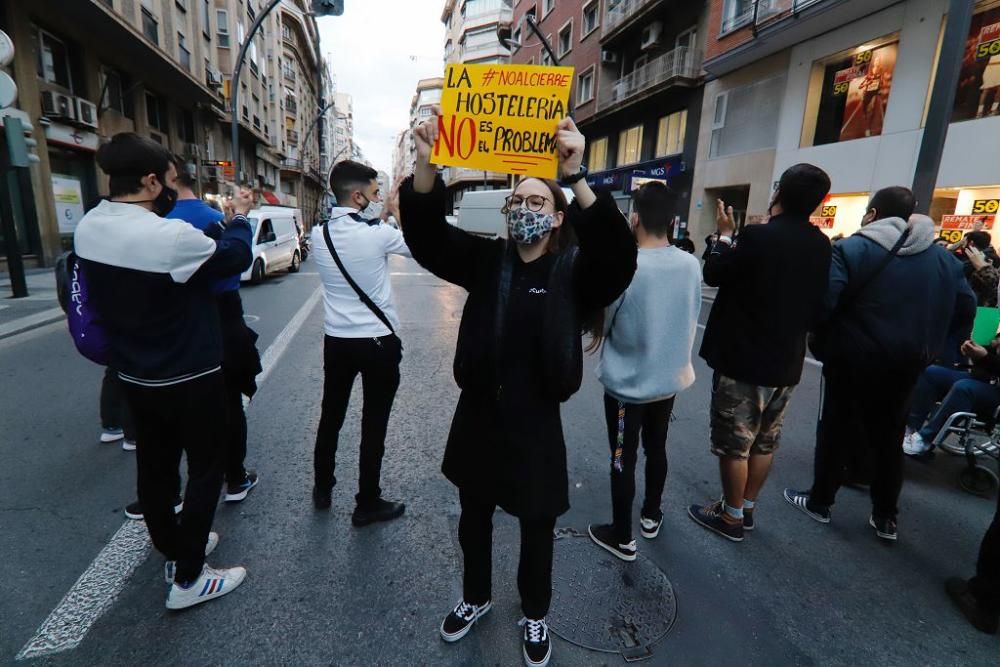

{"left": 784, "top": 186, "right": 976, "bottom": 542}
{"left": 588, "top": 182, "right": 702, "bottom": 561}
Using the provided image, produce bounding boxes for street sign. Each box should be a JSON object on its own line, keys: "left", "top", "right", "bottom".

{"left": 0, "top": 30, "right": 14, "bottom": 68}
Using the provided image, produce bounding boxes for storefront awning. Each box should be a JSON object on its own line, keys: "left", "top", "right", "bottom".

{"left": 587, "top": 156, "right": 685, "bottom": 192}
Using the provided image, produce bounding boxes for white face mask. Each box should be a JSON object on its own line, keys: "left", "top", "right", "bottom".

{"left": 362, "top": 200, "right": 383, "bottom": 220}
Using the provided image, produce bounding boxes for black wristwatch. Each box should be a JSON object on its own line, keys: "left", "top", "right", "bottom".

{"left": 559, "top": 166, "right": 588, "bottom": 186}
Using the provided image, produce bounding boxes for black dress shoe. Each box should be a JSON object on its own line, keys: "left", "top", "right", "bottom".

{"left": 313, "top": 486, "right": 332, "bottom": 510}
{"left": 352, "top": 498, "right": 405, "bottom": 527}
{"left": 946, "top": 577, "right": 1000, "bottom": 634}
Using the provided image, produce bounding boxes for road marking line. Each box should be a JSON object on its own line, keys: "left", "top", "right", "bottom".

{"left": 16, "top": 287, "right": 323, "bottom": 661}
{"left": 695, "top": 323, "right": 821, "bottom": 368}
{"left": 0, "top": 307, "right": 64, "bottom": 339}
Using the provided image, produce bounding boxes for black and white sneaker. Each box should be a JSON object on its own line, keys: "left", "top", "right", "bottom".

{"left": 869, "top": 515, "right": 898, "bottom": 542}
{"left": 640, "top": 511, "right": 663, "bottom": 539}
{"left": 782, "top": 489, "right": 831, "bottom": 524}
{"left": 124, "top": 498, "right": 183, "bottom": 521}
{"left": 223, "top": 470, "right": 259, "bottom": 503}
{"left": 440, "top": 599, "right": 492, "bottom": 642}
{"left": 100, "top": 428, "right": 124, "bottom": 444}
{"left": 519, "top": 617, "right": 551, "bottom": 667}
{"left": 588, "top": 523, "right": 637, "bottom": 561}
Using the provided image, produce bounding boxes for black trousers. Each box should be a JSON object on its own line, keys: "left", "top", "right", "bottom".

{"left": 458, "top": 488, "right": 556, "bottom": 620}
{"left": 314, "top": 334, "right": 401, "bottom": 507}
{"left": 123, "top": 371, "right": 226, "bottom": 584}
{"left": 603, "top": 393, "right": 674, "bottom": 543}
{"left": 100, "top": 366, "right": 135, "bottom": 440}
{"left": 222, "top": 367, "right": 248, "bottom": 485}
{"left": 810, "top": 362, "right": 920, "bottom": 519}
{"left": 970, "top": 489, "right": 1000, "bottom": 612}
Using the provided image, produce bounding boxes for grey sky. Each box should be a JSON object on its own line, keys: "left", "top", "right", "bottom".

{"left": 316, "top": 1, "right": 446, "bottom": 173}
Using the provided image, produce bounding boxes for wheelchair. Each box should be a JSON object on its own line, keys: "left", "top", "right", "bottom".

{"left": 932, "top": 406, "right": 1000, "bottom": 497}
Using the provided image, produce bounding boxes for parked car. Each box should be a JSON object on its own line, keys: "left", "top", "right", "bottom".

{"left": 241, "top": 208, "right": 302, "bottom": 284}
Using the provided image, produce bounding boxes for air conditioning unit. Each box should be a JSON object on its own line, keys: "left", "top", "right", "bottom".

{"left": 601, "top": 49, "right": 618, "bottom": 64}
{"left": 41, "top": 90, "right": 76, "bottom": 120}
{"left": 640, "top": 21, "right": 663, "bottom": 51}
{"left": 207, "top": 69, "right": 224, "bottom": 89}
{"left": 75, "top": 98, "right": 99, "bottom": 129}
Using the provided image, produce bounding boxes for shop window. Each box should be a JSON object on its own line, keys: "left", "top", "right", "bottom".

{"left": 953, "top": 2, "right": 1000, "bottom": 122}
{"left": 802, "top": 37, "right": 899, "bottom": 147}
{"left": 37, "top": 29, "right": 74, "bottom": 91}
{"left": 588, "top": 136, "right": 608, "bottom": 172}
{"left": 617, "top": 125, "right": 643, "bottom": 166}
{"left": 656, "top": 109, "right": 687, "bottom": 157}
{"left": 710, "top": 74, "right": 785, "bottom": 158}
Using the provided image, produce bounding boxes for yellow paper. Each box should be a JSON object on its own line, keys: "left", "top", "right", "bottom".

{"left": 433, "top": 64, "right": 575, "bottom": 180}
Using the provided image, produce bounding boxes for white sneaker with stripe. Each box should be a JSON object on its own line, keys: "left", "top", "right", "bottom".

{"left": 164, "top": 531, "right": 220, "bottom": 584}
{"left": 165, "top": 564, "right": 246, "bottom": 610}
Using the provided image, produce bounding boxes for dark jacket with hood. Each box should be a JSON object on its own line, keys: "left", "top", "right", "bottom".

{"left": 398, "top": 175, "right": 636, "bottom": 518}
{"left": 821, "top": 216, "right": 976, "bottom": 371}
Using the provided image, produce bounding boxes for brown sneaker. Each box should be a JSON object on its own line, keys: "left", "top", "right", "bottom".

{"left": 687, "top": 500, "right": 744, "bottom": 542}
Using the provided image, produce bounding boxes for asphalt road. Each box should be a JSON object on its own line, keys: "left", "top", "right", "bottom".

{"left": 1, "top": 256, "right": 998, "bottom": 666}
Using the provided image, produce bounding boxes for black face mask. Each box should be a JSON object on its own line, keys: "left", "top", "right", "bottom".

{"left": 152, "top": 184, "right": 179, "bottom": 217}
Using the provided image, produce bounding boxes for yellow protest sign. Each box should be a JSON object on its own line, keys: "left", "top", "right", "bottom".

{"left": 433, "top": 63, "right": 575, "bottom": 180}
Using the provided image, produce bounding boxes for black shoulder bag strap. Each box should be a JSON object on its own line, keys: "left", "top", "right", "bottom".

{"left": 837, "top": 226, "right": 911, "bottom": 313}
{"left": 322, "top": 222, "right": 396, "bottom": 337}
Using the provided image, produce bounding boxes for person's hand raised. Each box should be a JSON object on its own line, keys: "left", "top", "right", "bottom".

{"left": 555, "top": 116, "right": 585, "bottom": 178}
{"left": 413, "top": 105, "right": 441, "bottom": 167}
{"left": 716, "top": 199, "right": 736, "bottom": 236}
{"left": 233, "top": 188, "right": 255, "bottom": 217}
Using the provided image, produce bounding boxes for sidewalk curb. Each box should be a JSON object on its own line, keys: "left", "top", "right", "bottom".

{"left": 0, "top": 308, "right": 65, "bottom": 340}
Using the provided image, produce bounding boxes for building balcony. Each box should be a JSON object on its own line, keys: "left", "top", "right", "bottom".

{"left": 444, "top": 167, "right": 509, "bottom": 188}
{"left": 756, "top": 0, "right": 824, "bottom": 26}
{"left": 281, "top": 158, "right": 303, "bottom": 171}
{"left": 459, "top": 43, "right": 510, "bottom": 62}
{"left": 603, "top": 0, "right": 665, "bottom": 40}
{"left": 598, "top": 45, "right": 700, "bottom": 112}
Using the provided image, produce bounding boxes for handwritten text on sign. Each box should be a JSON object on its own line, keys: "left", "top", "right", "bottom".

{"left": 433, "top": 64, "right": 575, "bottom": 180}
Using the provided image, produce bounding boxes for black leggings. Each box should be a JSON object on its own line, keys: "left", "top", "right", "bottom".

{"left": 603, "top": 393, "right": 674, "bottom": 543}
{"left": 458, "top": 488, "right": 556, "bottom": 620}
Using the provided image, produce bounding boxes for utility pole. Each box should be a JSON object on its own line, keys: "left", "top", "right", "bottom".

{"left": 911, "top": 0, "right": 975, "bottom": 214}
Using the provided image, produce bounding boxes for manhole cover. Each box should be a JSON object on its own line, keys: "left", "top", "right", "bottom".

{"left": 549, "top": 529, "right": 677, "bottom": 662}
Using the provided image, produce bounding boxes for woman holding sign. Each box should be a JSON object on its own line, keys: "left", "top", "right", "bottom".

{"left": 399, "top": 107, "right": 636, "bottom": 667}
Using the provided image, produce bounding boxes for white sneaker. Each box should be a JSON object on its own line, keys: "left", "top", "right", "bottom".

{"left": 903, "top": 432, "right": 931, "bottom": 456}
{"left": 165, "top": 564, "right": 246, "bottom": 610}
{"left": 122, "top": 439, "right": 137, "bottom": 451}
{"left": 165, "top": 532, "right": 220, "bottom": 583}
{"left": 100, "top": 428, "right": 124, "bottom": 443}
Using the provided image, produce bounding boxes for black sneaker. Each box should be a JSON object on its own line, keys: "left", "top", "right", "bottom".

{"left": 639, "top": 511, "right": 663, "bottom": 539}
{"left": 312, "top": 486, "right": 332, "bottom": 510}
{"left": 869, "top": 515, "right": 898, "bottom": 542}
{"left": 946, "top": 577, "right": 1000, "bottom": 634}
{"left": 351, "top": 498, "right": 405, "bottom": 527}
{"left": 519, "top": 617, "right": 551, "bottom": 667}
{"left": 124, "top": 498, "right": 183, "bottom": 521}
{"left": 439, "top": 599, "right": 492, "bottom": 642}
{"left": 743, "top": 507, "right": 755, "bottom": 531}
{"left": 687, "top": 501, "right": 744, "bottom": 542}
{"left": 223, "top": 470, "right": 259, "bottom": 503}
{"left": 588, "top": 523, "right": 637, "bottom": 562}
{"left": 782, "top": 489, "right": 831, "bottom": 523}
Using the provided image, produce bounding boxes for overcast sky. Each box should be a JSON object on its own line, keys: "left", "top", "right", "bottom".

{"left": 316, "top": 1, "right": 446, "bottom": 174}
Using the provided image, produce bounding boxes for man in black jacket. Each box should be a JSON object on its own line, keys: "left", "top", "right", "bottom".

{"left": 784, "top": 187, "right": 976, "bottom": 542}
{"left": 688, "top": 164, "right": 832, "bottom": 542}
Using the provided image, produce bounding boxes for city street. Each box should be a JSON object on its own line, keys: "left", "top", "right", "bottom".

{"left": 1, "top": 256, "right": 997, "bottom": 666}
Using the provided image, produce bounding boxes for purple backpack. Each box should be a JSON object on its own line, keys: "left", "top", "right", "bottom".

{"left": 56, "top": 252, "right": 110, "bottom": 365}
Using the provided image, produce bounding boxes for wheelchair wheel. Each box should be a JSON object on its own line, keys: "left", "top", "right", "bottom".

{"left": 958, "top": 464, "right": 998, "bottom": 498}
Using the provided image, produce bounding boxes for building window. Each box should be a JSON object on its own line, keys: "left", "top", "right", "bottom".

{"left": 558, "top": 21, "right": 573, "bottom": 58}
{"left": 101, "top": 66, "right": 133, "bottom": 117}
{"left": 588, "top": 136, "right": 608, "bottom": 172}
{"left": 804, "top": 39, "right": 899, "bottom": 147}
{"left": 710, "top": 75, "right": 786, "bottom": 158}
{"left": 202, "top": 0, "right": 211, "bottom": 38}
{"left": 656, "top": 109, "right": 687, "bottom": 157}
{"left": 721, "top": 0, "right": 754, "bottom": 34}
{"left": 577, "top": 69, "right": 594, "bottom": 104}
{"left": 178, "top": 32, "right": 191, "bottom": 71}
{"left": 141, "top": 1, "right": 159, "bottom": 45}
{"left": 510, "top": 27, "right": 521, "bottom": 52}
{"left": 217, "top": 9, "right": 230, "bottom": 47}
{"left": 582, "top": 1, "right": 599, "bottom": 37}
{"left": 36, "top": 29, "right": 74, "bottom": 91}
{"left": 617, "top": 125, "right": 643, "bottom": 166}
{"left": 179, "top": 108, "right": 196, "bottom": 142}
{"left": 146, "top": 92, "right": 168, "bottom": 132}
{"left": 543, "top": 0, "right": 555, "bottom": 18}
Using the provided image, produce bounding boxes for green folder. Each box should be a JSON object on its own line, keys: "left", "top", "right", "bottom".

{"left": 973, "top": 307, "right": 1000, "bottom": 345}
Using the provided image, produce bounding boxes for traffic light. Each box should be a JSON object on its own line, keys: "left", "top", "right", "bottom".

{"left": 312, "top": 0, "right": 344, "bottom": 16}
{"left": 1, "top": 111, "right": 39, "bottom": 167}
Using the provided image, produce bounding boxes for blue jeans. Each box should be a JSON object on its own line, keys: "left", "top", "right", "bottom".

{"left": 916, "top": 375, "right": 1000, "bottom": 443}
{"left": 907, "top": 366, "right": 970, "bottom": 432}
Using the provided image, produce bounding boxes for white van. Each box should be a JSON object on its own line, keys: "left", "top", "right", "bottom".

{"left": 241, "top": 208, "right": 302, "bottom": 284}
{"left": 456, "top": 187, "right": 576, "bottom": 238}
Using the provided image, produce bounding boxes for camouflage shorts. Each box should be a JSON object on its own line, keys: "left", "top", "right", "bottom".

{"left": 710, "top": 372, "right": 796, "bottom": 459}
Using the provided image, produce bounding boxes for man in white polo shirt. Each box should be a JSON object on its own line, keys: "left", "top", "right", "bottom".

{"left": 311, "top": 160, "right": 411, "bottom": 526}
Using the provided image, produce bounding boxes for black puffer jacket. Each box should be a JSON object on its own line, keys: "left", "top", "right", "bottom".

{"left": 399, "top": 175, "right": 636, "bottom": 518}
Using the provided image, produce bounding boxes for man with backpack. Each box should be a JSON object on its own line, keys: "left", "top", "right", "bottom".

{"left": 784, "top": 187, "right": 976, "bottom": 542}
{"left": 73, "top": 132, "right": 254, "bottom": 609}
{"left": 311, "top": 160, "right": 411, "bottom": 525}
